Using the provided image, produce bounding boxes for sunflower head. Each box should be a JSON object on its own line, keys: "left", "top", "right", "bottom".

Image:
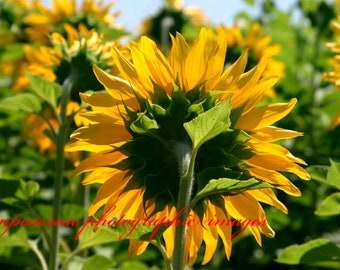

{"left": 14, "top": 24, "right": 115, "bottom": 98}
{"left": 24, "top": 0, "right": 123, "bottom": 44}
{"left": 139, "top": 0, "right": 208, "bottom": 50}
{"left": 16, "top": 24, "right": 116, "bottom": 157}
{"left": 222, "top": 23, "right": 285, "bottom": 97}
{"left": 68, "top": 27, "right": 309, "bottom": 265}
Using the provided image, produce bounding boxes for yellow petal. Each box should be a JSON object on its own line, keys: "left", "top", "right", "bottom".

{"left": 245, "top": 189, "right": 288, "bottom": 214}
{"left": 92, "top": 65, "right": 142, "bottom": 110}
{"left": 214, "top": 204, "right": 232, "bottom": 260}
{"left": 246, "top": 153, "right": 310, "bottom": 180}
{"left": 201, "top": 201, "right": 219, "bottom": 264}
{"left": 88, "top": 173, "right": 128, "bottom": 216}
{"left": 247, "top": 166, "right": 302, "bottom": 196}
{"left": 128, "top": 240, "right": 149, "bottom": 256}
{"left": 251, "top": 126, "right": 303, "bottom": 142}
{"left": 235, "top": 98, "right": 297, "bottom": 130}
{"left": 82, "top": 167, "right": 124, "bottom": 185}
{"left": 72, "top": 150, "right": 126, "bottom": 176}
{"left": 66, "top": 140, "right": 114, "bottom": 153}
{"left": 184, "top": 28, "right": 208, "bottom": 90}
{"left": 168, "top": 33, "right": 189, "bottom": 90}
{"left": 71, "top": 123, "right": 132, "bottom": 145}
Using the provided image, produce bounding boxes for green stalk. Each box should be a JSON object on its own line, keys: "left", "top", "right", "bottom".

{"left": 28, "top": 239, "right": 48, "bottom": 270}
{"left": 172, "top": 143, "right": 197, "bottom": 270}
{"left": 153, "top": 238, "right": 173, "bottom": 270}
{"left": 49, "top": 77, "right": 73, "bottom": 270}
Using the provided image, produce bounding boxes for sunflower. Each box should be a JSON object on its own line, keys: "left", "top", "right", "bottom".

{"left": 24, "top": 0, "right": 123, "bottom": 44}
{"left": 323, "top": 11, "right": 340, "bottom": 128}
{"left": 222, "top": 23, "right": 285, "bottom": 97}
{"left": 16, "top": 24, "right": 117, "bottom": 157}
{"left": 0, "top": 0, "right": 33, "bottom": 78}
{"left": 67, "top": 27, "right": 309, "bottom": 266}
{"left": 138, "top": 0, "right": 208, "bottom": 51}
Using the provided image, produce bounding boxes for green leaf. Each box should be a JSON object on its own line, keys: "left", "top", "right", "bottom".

{"left": 276, "top": 238, "right": 340, "bottom": 269}
{"left": 307, "top": 165, "right": 329, "bottom": 182}
{"left": 308, "top": 160, "right": 340, "bottom": 190}
{"left": 77, "top": 225, "right": 120, "bottom": 251}
{"left": 184, "top": 100, "right": 231, "bottom": 151}
{"left": 191, "top": 178, "right": 273, "bottom": 207}
{"left": 61, "top": 203, "right": 86, "bottom": 221}
{"left": 130, "top": 112, "right": 159, "bottom": 134}
{"left": 83, "top": 255, "right": 114, "bottom": 270}
{"left": 0, "top": 226, "right": 29, "bottom": 248}
{"left": 100, "top": 222, "right": 156, "bottom": 242}
{"left": 117, "top": 261, "right": 149, "bottom": 270}
{"left": 0, "top": 43, "right": 25, "bottom": 62}
{"left": 26, "top": 72, "right": 61, "bottom": 108}
{"left": 315, "top": 192, "right": 340, "bottom": 216}
{"left": 0, "top": 93, "right": 41, "bottom": 113}
{"left": 327, "top": 160, "right": 340, "bottom": 190}
{"left": 0, "top": 179, "right": 39, "bottom": 209}
{"left": 77, "top": 221, "right": 155, "bottom": 251}
{"left": 15, "top": 180, "right": 40, "bottom": 201}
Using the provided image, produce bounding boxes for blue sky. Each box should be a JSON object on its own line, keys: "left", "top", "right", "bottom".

{"left": 114, "top": 0, "right": 296, "bottom": 31}
{"left": 41, "top": 0, "right": 297, "bottom": 31}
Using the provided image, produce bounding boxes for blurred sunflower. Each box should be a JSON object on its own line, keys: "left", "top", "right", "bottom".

{"left": 16, "top": 24, "right": 117, "bottom": 157}
{"left": 138, "top": 0, "right": 208, "bottom": 51}
{"left": 68, "top": 27, "right": 309, "bottom": 266}
{"left": 323, "top": 11, "right": 340, "bottom": 128}
{"left": 0, "top": 0, "right": 33, "bottom": 78}
{"left": 222, "top": 23, "right": 285, "bottom": 97}
{"left": 24, "top": 0, "right": 124, "bottom": 44}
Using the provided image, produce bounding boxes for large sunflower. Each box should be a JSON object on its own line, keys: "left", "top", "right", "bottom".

{"left": 68, "top": 27, "right": 309, "bottom": 266}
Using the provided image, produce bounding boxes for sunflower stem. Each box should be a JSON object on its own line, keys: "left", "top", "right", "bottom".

{"left": 172, "top": 143, "right": 197, "bottom": 270}
{"left": 49, "top": 77, "right": 72, "bottom": 270}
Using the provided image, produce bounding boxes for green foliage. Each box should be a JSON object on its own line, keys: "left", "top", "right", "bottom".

{"left": 2, "top": 0, "right": 340, "bottom": 269}
{"left": 184, "top": 100, "right": 231, "bottom": 151}
{"left": 26, "top": 72, "right": 61, "bottom": 109}
{"left": 276, "top": 238, "right": 340, "bottom": 269}
{"left": 191, "top": 178, "right": 273, "bottom": 207}
{"left": 0, "top": 93, "right": 41, "bottom": 113}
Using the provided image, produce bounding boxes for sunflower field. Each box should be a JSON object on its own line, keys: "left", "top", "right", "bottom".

{"left": 1, "top": 0, "right": 340, "bottom": 269}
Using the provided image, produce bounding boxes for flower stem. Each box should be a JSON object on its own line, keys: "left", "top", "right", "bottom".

{"left": 172, "top": 143, "right": 197, "bottom": 270}
{"left": 153, "top": 239, "right": 173, "bottom": 270}
{"left": 28, "top": 239, "right": 49, "bottom": 270}
{"left": 49, "top": 78, "right": 72, "bottom": 270}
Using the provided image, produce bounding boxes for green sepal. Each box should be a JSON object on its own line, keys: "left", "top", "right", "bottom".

{"left": 167, "top": 84, "right": 191, "bottom": 123}
{"left": 130, "top": 112, "right": 159, "bottom": 135}
{"left": 229, "top": 104, "right": 246, "bottom": 127}
{"left": 197, "top": 167, "right": 245, "bottom": 191}
{"left": 151, "top": 82, "right": 171, "bottom": 107}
